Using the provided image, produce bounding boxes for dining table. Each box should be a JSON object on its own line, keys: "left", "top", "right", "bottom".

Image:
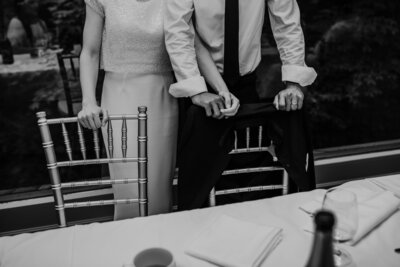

{"left": 0, "top": 51, "right": 79, "bottom": 108}
{"left": 0, "top": 174, "right": 399, "bottom": 267}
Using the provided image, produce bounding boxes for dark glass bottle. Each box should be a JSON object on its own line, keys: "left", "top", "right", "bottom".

{"left": 305, "top": 210, "right": 336, "bottom": 267}
{"left": 0, "top": 38, "right": 14, "bottom": 65}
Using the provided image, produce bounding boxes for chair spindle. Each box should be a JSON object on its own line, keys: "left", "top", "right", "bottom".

{"left": 258, "top": 126, "right": 263, "bottom": 148}
{"left": 77, "top": 122, "right": 87, "bottom": 160}
{"left": 234, "top": 130, "right": 238, "bottom": 150}
{"left": 107, "top": 120, "right": 114, "bottom": 158}
{"left": 122, "top": 117, "right": 127, "bottom": 158}
{"left": 61, "top": 123, "right": 73, "bottom": 161}
{"left": 93, "top": 129, "right": 100, "bottom": 159}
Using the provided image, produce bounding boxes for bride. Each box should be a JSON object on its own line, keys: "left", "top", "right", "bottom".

{"left": 78, "top": 0, "right": 239, "bottom": 219}
{"left": 77, "top": 0, "right": 179, "bottom": 219}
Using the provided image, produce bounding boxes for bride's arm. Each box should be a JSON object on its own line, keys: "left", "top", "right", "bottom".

{"left": 78, "top": 6, "right": 107, "bottom": 129}
{"left": 194, "top": 35, "right": 240, "bottom": 116}
{"left": 194, "top": 35, "right": 229, "bottom": 95}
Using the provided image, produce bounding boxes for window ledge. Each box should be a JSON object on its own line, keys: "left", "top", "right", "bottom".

{"left": 314, "top": 139, "right": 400, "bottom": 160}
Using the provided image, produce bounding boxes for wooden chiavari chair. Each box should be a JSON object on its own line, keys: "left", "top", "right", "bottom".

{"left": 208, "top": 124, "right": 289, "bottom": 207}
{"left": 36, "top": 107, "right": 148, "bottom": 227}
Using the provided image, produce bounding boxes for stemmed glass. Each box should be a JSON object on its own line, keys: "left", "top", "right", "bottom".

{"left": 322, "top": 188, "right": 358, "bottom": 267}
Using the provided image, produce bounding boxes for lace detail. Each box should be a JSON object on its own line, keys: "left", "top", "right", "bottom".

{"left": 98, "top": 0, "right": 172, "bottom": 73}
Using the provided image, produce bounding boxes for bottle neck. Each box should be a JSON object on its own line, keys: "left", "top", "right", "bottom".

{"left": 305, "top": 230, "right": 335, "bottom": 267}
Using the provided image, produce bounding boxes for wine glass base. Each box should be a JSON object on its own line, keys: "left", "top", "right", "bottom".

{"left": 334, "top": 248, "right": 355, "bottom": 267}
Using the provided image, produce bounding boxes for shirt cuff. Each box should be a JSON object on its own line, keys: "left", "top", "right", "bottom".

{"left": 281, "top": 65, "right": 318, "bottom": 87}
{"left": 169, "top": 76, "right": 208, "bottom": 98}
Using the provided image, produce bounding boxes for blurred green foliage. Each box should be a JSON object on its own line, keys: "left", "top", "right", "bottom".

{"left": 300, "top": 0, "right": 400, "bottom": 147}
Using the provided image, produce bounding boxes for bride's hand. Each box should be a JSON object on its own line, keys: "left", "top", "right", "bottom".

{"left": 77, "top": 102, "right": 109, "bottom": 130}
{"left": 219, "top": 91, "right": 240, "bottom": 118}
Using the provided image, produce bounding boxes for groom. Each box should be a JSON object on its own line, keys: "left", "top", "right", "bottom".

{"left": 165, "top": 0, "right": 317, "bottom": 210}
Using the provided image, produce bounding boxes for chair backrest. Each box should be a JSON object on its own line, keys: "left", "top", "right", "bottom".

{"left": 208, "top": 124, "right": 289, "bottom": 207}
{"left": 57, "top": 52, "right": 105, "bottom": 116}
{"left": 36, "top": 107, "right": 148, "bottom": 227}
{"left": 56, "top": 52, "right": 80, "bottom": 117}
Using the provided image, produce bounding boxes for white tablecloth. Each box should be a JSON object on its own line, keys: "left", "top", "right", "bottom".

{"left": 0, "top": 50, "right": 71, "bottom": 75}
{"left": 0, "top": 175, "right": 399, "bottom": 267}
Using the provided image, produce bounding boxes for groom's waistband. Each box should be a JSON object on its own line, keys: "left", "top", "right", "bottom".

{"left": 222, "top": 70, "right": 257, "bottom": 87}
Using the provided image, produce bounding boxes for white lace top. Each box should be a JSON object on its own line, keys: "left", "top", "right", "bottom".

{"left": 85, "top": 0, "right": 172, "bottom": 73}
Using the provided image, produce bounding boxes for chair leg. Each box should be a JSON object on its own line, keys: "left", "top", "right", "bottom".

{"left": 209, "top": 188, "right": 216, "bottom": 207}
{"left": 57, "top": 207, "right": 67, "bottom": 227}
{"left": 138, "top": 107, "right": 148, "bottom": 216}
{"left": 282, "top": 170, "right": 289, "bottom": 195}
{"left": 52, "top": 183, "right": 67, "bottom": 227}
{"left": 37, "top": 112, "right": 68, "bottom": 227}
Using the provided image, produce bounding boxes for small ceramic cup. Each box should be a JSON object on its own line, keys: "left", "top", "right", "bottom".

{"left": 132, "top": 248, "right": 175, "bottom": 267}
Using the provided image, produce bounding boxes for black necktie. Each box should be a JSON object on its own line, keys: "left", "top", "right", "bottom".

{"left": 224, "top": 0, "right": 240, "bottom": 87}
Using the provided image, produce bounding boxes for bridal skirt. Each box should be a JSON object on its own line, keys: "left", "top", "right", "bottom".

{"left": 101, "top": 71, "right": 178, "bottom": 219}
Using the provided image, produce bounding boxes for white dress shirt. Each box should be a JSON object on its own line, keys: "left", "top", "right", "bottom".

{"left": 165, "top": 0, "right": 317, "bottom": 98}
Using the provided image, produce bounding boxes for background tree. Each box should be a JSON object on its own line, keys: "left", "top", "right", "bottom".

{"left": 300, "top": 0, "right": 400, "bottom": 147}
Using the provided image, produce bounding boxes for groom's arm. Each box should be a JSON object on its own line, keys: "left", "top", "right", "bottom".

{"left": 164, "top": 0, "right": 208, "bottom": 98}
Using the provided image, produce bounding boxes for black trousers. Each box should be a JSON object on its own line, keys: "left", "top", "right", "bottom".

{"left": 177, "top": 73, "right": 315, "bottom": 211}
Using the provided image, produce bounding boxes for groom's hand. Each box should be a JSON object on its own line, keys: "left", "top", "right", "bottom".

{"left": 191, "top": 92, "right": 225, "bottom": 119}
{"left": 273, "top": 82, "right": 304, "bottom": 111}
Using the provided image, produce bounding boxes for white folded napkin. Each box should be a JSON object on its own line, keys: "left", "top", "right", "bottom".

{"left": 351, "top": 190, "right": 399, "bottom": 244}
{"left": 369, "top": 175, "right": 400, "bottom": 198}
{"left": 185, "top": 215, "right": 282, "bottom": 267}
{"left": 300, "top": 190, "right": 400, "bottom": 245}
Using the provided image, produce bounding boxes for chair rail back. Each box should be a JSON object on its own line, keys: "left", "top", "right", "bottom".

{"left": 56, "top": 53, "right": 80, "bottom": 117}
{"left": 209, "top": 125, "right": 289, "bottom": 207}
{"left": 36, "top": 107, "right": 148, "bottom": 227}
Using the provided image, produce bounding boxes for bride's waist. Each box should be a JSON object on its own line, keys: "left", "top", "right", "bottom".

{"left": 102, "top": 59, "right": 172, "bottom": 74}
